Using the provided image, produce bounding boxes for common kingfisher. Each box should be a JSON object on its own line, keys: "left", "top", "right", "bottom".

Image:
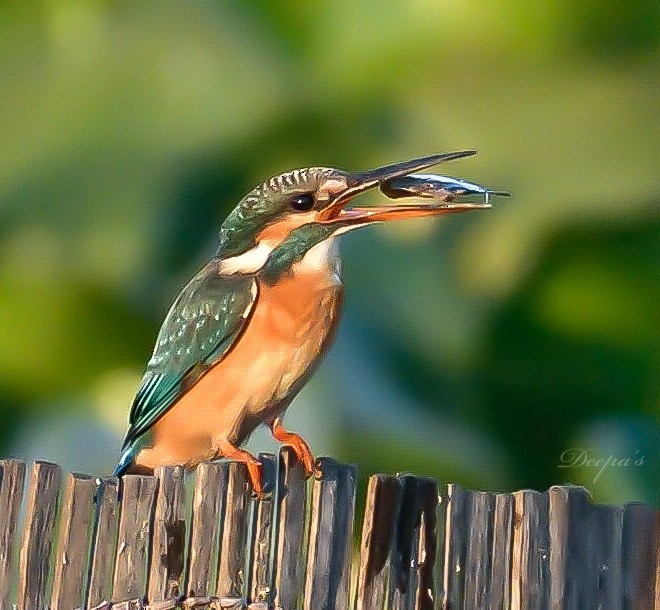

{"left": 114, "top": 151, "right": 507, "bottom": 494}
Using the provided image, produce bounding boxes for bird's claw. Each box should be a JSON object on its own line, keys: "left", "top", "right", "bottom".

{"left": 244, "top": 455, "right": 265, "bottom": 498}
{"left": 281, "top": 435, "right": 315, "bottom": 478}
{"left": 289, "top": 439, "right": 315, "bottom": 479}
{"left": 213, "top": 437, "right": 266, "bottom": 498}
{"left": 270, "top": 424, "right": 316, "bottom": 478}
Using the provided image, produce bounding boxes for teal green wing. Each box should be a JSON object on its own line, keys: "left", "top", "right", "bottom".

{"left": 115, "top": 261, "right": 257, "bottom": 475}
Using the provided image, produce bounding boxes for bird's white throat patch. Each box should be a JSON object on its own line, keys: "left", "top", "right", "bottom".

{"left": 295, "top": 238, "right": 336, "bottom": 273}
{"left": 218, "top": 241, "right": 274, "bottom": 274}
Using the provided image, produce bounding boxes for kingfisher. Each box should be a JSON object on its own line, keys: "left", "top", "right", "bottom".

{"left": 114, "top": 151, "right": 505, "bottom": 494}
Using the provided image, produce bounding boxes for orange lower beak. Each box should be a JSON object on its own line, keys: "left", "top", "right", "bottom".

{"left": 335, "top": 201, "right": 491, "bottom": 225}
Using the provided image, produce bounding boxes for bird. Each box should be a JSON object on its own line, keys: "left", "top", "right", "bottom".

{"left": 114, "top": 150, "right": 502, "bottom": 494}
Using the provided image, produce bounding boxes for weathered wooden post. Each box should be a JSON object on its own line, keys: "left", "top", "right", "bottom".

{"left": 0, "top": 453, "right": 657, "bottom": 609}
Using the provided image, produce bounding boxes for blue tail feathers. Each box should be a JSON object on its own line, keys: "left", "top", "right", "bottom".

{"left": 113, "top": 446, "right": 135, "bottom": 477}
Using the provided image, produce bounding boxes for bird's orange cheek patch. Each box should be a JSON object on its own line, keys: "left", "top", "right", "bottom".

{"left": 256, "top": 212, "right": 316, "bottom": 245}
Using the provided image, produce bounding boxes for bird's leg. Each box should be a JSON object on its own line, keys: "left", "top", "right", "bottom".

{"left": 213, "top": 436, "right": 264, "bottom": 496}
{"left": 268, "top": 417, "right": 315, "bottom": 477}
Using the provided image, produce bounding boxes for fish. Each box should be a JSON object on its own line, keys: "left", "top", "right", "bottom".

{"left": 380, "top": 173, "right": 510, "bottom": 206}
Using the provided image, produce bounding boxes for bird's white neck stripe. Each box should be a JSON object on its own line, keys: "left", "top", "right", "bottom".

{"left": 218, "top": 237, "right": 340, "bottom": 275}
{"left": 218, "top": 242, "right": 274, "bottom": 274}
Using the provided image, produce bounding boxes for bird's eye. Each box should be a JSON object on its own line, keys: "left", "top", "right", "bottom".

{"left": 289, "top": 193, "right": 315, "bottom": 211}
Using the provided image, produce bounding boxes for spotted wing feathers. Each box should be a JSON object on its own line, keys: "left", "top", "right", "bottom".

{"left": 116, "top": 261, "right": 257, "bottom": 472}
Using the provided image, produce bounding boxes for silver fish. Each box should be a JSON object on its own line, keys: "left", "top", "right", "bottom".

{"left": 381, "top": 173, "right": 510, "bottom": 206}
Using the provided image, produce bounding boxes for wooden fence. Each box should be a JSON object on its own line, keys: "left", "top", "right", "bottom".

{"left": 0, "top": 451, "right": 658, "bottom": 610}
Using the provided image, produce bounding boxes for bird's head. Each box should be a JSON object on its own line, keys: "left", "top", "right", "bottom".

{"left": 216, "top": 151, "right": 494, "bottom": 277}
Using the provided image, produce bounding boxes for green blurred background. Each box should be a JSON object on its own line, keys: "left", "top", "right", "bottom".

{"left": 0, "top": 0, "right": 658, "bottom": 505}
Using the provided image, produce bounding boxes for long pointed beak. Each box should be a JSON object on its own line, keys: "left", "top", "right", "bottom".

{"left": 317, "top": 150, "right": 477, "bottom": 223}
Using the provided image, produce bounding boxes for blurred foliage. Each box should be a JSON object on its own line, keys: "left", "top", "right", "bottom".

{"left": 0, "top": 0, "right": 658, "bottom": 505}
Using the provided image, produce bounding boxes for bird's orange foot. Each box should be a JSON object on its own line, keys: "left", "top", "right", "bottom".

{"left": 269, "top": 420, "right": 315, "bottom": 478}
{"left": 214, "top": 438, "right": 264, "bottom": 497}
